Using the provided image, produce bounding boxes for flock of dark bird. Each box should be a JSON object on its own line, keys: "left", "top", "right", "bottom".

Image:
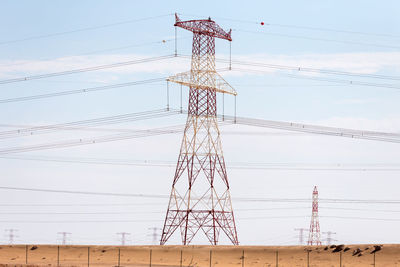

{"left": 306, "top": 245, "right": 382, "bottom": 257}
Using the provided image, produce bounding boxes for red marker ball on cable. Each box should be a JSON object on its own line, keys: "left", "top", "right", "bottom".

{"left": 260, "top": 22, "right": 264, "bottom": 26}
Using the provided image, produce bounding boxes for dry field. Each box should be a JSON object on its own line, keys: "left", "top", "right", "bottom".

{"left": 0, "top": 244, "right": 398, "bottom": 267}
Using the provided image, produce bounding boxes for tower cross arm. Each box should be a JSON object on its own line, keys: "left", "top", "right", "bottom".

{"left": 167, "top": 71, "right": 237, "bottom": 96}
{"left": 175, "top": 14, "right": 232, "bottom": 41}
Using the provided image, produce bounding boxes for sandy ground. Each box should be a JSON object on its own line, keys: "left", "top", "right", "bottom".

{"left": 0, "top": 244, "right": 397, "bottom": 267}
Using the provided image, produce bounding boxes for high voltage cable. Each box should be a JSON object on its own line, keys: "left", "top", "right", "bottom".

{"left": 0, "top": 108, "right": 176, "bottom": 139}
{"left": 178, "top": 54, "right": 400, "bottom": 82}
{"left": 178, "top": 13, "right": 400, "bottom": 39}
{"left": 2, "top": 186, "right": 400, "bottom": 205}
{"left": 2, "top": 155, "right": 400, "bottom": 172}
{"left": 0, "top": 124, "right": 185, "bottom": 155}
{"left": 234, "top": 29, "right": 400, "bottom": 50}
{"left": 218, "top": 58, "right": 400, "bottom": 81}
{"left": 0, "top": 38, "right": 180, "bottom": 68}
{"left": 214, "top": 112, "right": 400, "bottom": 143}
{"left": 4, "top": 207, "right": 400, "bottom": 214}
{"left": 0, "top": 54, "right": 175, "bottom": 84}
{"left": 0, "top": 77, "right": 166, "bottom": 104}
{"left": 230, "top": 67, "right": 400, "bottom": 91}
{"left": 0, "top": 14, "right": 173, "bottom": 45}
{"left": 0, "top": 109, "right": 399, "bottom": 154}
{"left": 0, "top": 215, "right": 399, "bottom": 223}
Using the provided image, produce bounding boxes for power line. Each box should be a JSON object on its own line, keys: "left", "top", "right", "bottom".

{"left": 216, "top": 112, "right": 400, "bottom": 143}
{"left": 0, "top": 54, "right": 175, "bottom": 84}
{"left": 0, "top": 108, "right": 177, "bottom": 139}
{"left": 2, "top": 185, "right": 400, "bottom": 204}
{"left": 230, "top": 67, "right": 400, "bottom": 91}
{"left": 0, "top": 78, "right": 166, "bottom": 104}
{"left": 0, "top": 124, "right": 184, "bottom": 154}
{"left": 218, "top": 58, "right": 400, "bottom": 81}
{"left": 0, "top": 14, "right": 173, "bottom": 45}
{"left": 179, "top": 13, "right": 400, "bottom": 39}
{"left": 179, "top": 54, "right": 400, "bottom": 81}
{"left": 2, "top": 155, "right": 400, "bottom": 172}
{"left": 234, "top": 29, "right": 400, "bottom": 50}
{"left": 0, "top": 215, "right": 399, "bottom": 223}
{"left": 0, "top": 36, "right": 188, "bottom": 69}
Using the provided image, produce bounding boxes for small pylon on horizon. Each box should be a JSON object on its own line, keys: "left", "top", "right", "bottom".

{"left": 307, "top": 186, "right": 322, "bottom": 245}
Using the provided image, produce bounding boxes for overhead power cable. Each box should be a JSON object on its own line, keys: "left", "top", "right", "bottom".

{"left": 0, "top": 13, "right": 173, "bottom": 45}
{"left": 2, "top": 155, "right": 400, "bottom": 172}
{"left": 0, "top": 108, "right": 177, "bottom": 139}
{"left": 0, "top": 108, "right": 399, "bottom": 155}
{"left": 179, "top": 13, "right": 400, "bottom": 39}
{"left": 212, "top": 111, "right": 400, "bottom": 143}
{"left": 0, "top": 124, "right": 185, "bottom": 155}
{"left": 1, "top": 37, "right": 181, "bottom": 68}
{"left": 2, "top": 185, "right": 400, "bottom": 205}
{"left": 0, "top": 77, "right": 166, "bottom": 104}
{"left": 217, "top": 58, "right": 400, "bottom": 81}
{"left": 178, "top": 54, "right": 400, "bottom": 81}
{"left": 234, "top": 29, "right": 400, "bottom": 50}
{"left": 4, "top": 206, "right": 400, "bottom": 214}
{"left": 230, "top": 67, "right": 400, "bottom": 91}
{"left": 0, "top": 54, "right": 175, "bottom": 85}
{"left": 1, "top": 215, "right": 400, "bottom": 223}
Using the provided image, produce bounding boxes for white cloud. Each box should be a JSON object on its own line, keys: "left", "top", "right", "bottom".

{"left": 1, "top": 51, "right": 399, "bottom": 81}
{"left": 232, "top": 52, "right": 400, "bottom": 74}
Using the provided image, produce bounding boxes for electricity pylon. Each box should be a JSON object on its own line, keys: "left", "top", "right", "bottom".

{"left": 307, "top": 186, "right": 322, "bottom": 245}
{"left": 160, "top": 14, "right": 238, "bottom": 245}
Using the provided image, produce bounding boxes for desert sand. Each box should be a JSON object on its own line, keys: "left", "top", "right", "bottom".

{"left": 0, "top": 244, "right": 397, "bottom": 267}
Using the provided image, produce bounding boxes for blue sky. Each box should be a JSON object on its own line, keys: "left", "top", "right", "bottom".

{"left": 0, "top": 0, "right": 399, "bottom": 246}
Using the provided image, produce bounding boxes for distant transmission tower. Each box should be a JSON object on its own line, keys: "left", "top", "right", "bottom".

{"left": 322, "top": 231, "right": 337, "bottom": 245}
{"left": 5, "top": 229, "right": 18, "bottom": 244}
{"left": 117, "top": 232, "right": 131, "bottom": 246}
{"left": 307, "top": 186, "right": 322, "bottom": 245}
{"left": 161, "top": 14, "right": 238, "bottom": 245}
{"left": 294, "top": 228, "right": 308, "bottom": 245}
{"left": 148, "top": 227, "right": 161, "bottom": 245}
{"left": 57, "top": 232, "right": 71, "bottom": 245}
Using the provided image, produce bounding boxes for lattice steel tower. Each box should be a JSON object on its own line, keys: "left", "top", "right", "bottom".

{"left": 307, "top": 186, "right": 322, "bottom": 245}
{"left": 160, "top": 14, "right": 238, "bottom": 245}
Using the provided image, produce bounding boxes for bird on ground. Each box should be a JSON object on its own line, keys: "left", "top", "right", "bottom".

{"left": 352, "top": 248, "right": 362, "bottom": 256}
{"left": 332, "top": 245, "right": 344, "bottom": 253}
{"left": 370, "top": 245, "right": 382, "bottom": 254}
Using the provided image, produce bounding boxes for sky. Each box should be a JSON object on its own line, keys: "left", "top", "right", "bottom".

{"left": 0, "top": 0, "right": 399, "bottom": 246}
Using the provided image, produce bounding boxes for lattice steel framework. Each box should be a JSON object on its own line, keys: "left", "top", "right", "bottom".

{"left": 307, "top": 186, "right": 322, "bottom": 245}
{"left": 160, "top": 14, "right": 239, "bottom": 245}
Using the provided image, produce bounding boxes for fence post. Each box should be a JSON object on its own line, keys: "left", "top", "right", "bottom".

{"left": 373, "top": 252, "right": 376, "bottom": 267}
{"left": 209, "top": 250, "right": 212, "bottom": 267}
{"left": 180, "top": 249, "right": 183, "bottom": 267}
{"left": 242, "top": 250, "right": 244, "bottom": 267}
{"left": 118, "top": 247, "right": 121, "bottom": 267}
{"left": 307, "top": 250, "right": 310, "bottom": 267}
{"left": 87, "top": 246, "right": 90, "bottom": 267}
{"left": 25, "top": 245, "right": 28, "bottom": 264}
{"left": 340, "top": 251, "right": 342, "bottom": 267}
{"left": 276, "top": 251, "right": 278, "bottom": 267}
{"left": 149, "top": 249, "right": 152, "bottom": 267}
{"left": 57, "top": 246, "right": 60, "bottom": 267}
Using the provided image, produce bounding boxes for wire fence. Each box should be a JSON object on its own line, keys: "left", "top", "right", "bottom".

{"left": 0, "top": 244, "right": 394, "bottom": 266}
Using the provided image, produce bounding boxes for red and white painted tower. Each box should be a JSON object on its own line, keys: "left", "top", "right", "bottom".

{"left": 160, "top": 14, "right": 238, "bottom": 245}
{"left": 307, "top": 186, "right": 322, "bottom": 245}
